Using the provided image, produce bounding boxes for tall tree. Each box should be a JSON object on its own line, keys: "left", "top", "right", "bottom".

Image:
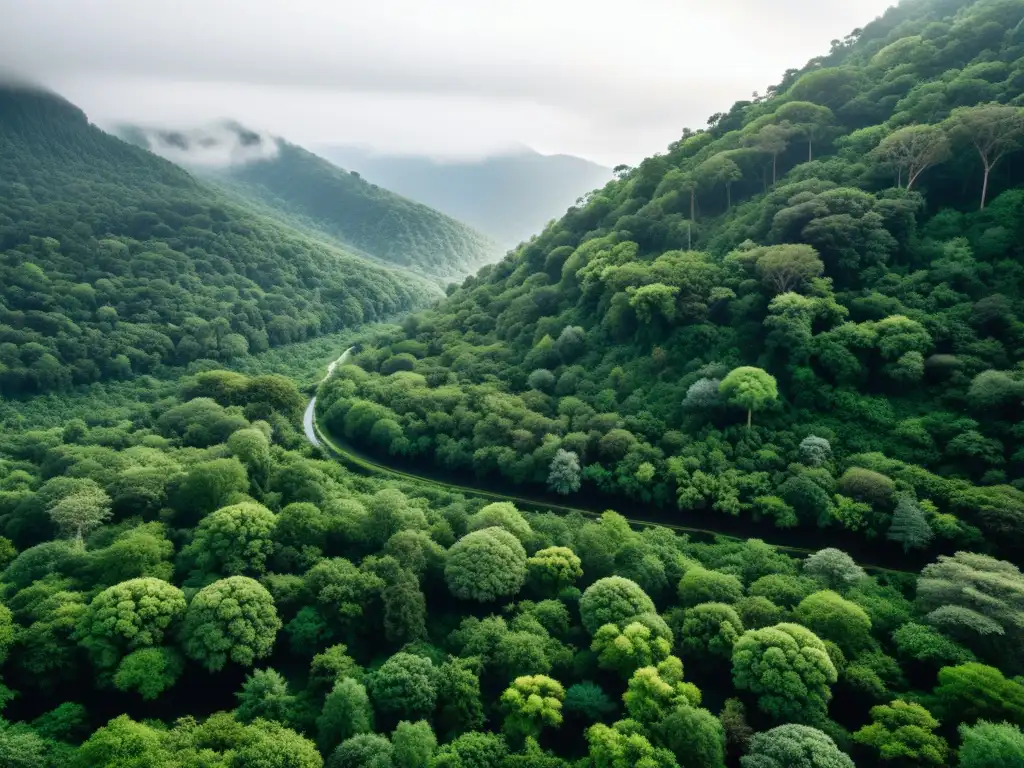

{"left": 547, "top": 449, "right": 582, "bottom": 495}
{"left": 873, "top": 124, "right": 950, "bottom": 189}
{"left": 719, "top": 367, "right": 779, "bottom": 429}
{"left": 745, "top": 124, "right": 792, "bottom": 186}
{"left": 887, "top": 495, "right": 934, "bottom": 552}
{"left": 47, "top": 483, "right": 111, "bottom": 547}
{"left": 945, "top": 103, "right": 1024, "bottom": 208}
{"left": 753, "top": 245, "right": 825, "bottom": 294}
{"left": 697, "top": 154, "right": 743, "bottom": 210}
{"left": 773, "top": 101, "right": 835, "bottom": 161}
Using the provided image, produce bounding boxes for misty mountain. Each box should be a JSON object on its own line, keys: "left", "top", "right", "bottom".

{"left": 120, "top": 125, "right": 499, "bottom": 282}
{"left": 0, "top": 85, "right": 438, "bottom": 394}
{"left": 318, "top": 145, "right": 613, "bottom": 249}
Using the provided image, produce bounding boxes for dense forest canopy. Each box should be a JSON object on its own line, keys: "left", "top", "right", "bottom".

{"left": 2, "top": 0, "right": 1024, "bottom": 765}
{"left": 0, "top": 86, "right": 441, "bottom": 397}
{"left": 324, "top": 0, "right": 1024, "bottom": 567}
{"left": 3, "top": 348, "right": 1022, "bottom": 767}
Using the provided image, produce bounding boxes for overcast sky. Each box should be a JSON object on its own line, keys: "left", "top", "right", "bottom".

{"left": 0, "top": 0, "right": 896, "bottom": 166}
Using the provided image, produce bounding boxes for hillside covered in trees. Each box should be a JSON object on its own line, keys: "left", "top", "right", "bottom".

{"left": 120, "top": 124, "right": 499, "bottom": 281}
{"left": 0, "top": 86, "right": 440, "bottom": 397}
{"left": 325, "top": 0, "right": 1024, "bottom": 567}
{"left": 216, "top": 141, "right": 498, "bottom": 281}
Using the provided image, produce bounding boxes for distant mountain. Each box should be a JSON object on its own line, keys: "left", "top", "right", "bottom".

{"left": 0, "top": 86, "right": 439, "bottom": 395}
{"left": 120, "top": 124, "right": 498, "bottom": 282}
{"left": 318, "top": 146, "right": 613, "bottom": 249}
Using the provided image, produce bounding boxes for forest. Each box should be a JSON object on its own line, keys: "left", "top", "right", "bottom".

{"left": 0, "top": 87, "right": 445, "bottom": 397}
{"left": 2, "top": 355, "right": 1022, "bottom": 768}
{"left": 321, "top": 0, "right": 1024, "bottom": 569}
{"left": 1, "top": 0, "right": 1024, "bottom": 765}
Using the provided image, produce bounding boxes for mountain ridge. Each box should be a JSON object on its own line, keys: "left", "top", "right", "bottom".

{"left": 117, "top": 123, "right": 500, "bottom": 282}
{"left": 319, "top": 144, "right": 613, "bottom": 249}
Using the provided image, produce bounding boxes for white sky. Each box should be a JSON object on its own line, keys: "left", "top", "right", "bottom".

{"left": 0, "top": 0, "right": 897, "bottom": 166}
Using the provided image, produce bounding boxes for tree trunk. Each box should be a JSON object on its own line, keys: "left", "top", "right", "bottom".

{"left": 897, "top": 167, "right": 902, "bottom": 189}
{"left": 690, "top": 189, "right": 696, "bottom": 222}
{"left": 747, "top": 408, "right": 752, "bottom": 430}
{"left": 772, "top": 154, "right": 777, "bottom": 186}
{"left": 981, "top": 161, "right": 991, "bottom": 210}
{"left": 75, "top": 526, "right": 84, "bottom": 549}
{"left": 808, "top": 140, "right": 813, "bottom": 162}
{"left": 726, "top": 183, "right": 732, "bottom": 210}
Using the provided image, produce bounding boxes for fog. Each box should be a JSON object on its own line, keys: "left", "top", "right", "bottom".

{"left": 0, "top": 0, "right": 897, "bottom": 165}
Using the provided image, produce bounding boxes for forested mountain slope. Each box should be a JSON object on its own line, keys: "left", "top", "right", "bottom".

{"left": 324, "top": 0, "right": 1024, "bottom": 563}
{"left": 191, "top": 135, "right": 499, "bottom": 280}
{"left": 319, "top": 145, "right": 613, "bottom": 249}
{"left": 0, "top": 86, "right": 439, "bottom": 396}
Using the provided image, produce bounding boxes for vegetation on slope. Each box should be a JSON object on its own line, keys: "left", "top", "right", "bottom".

{"left": 0, "top": 86, "right": 438, "bottom": 397}
{"left": 207, "top": 139, "right": 499, "bottom": 280}
{"left": 325, "top": 0, "right": 1024, "bottom": 566}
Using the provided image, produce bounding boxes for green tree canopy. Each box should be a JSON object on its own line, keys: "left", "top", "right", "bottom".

{"left": 579, "top": 577, "right": 657, "bottom": 635}
{"left": 677, "top": 602, "right": 744, "bottom": 661}
{"left": 179, "top": 501, "right": 277, "bottom": 578}
{"left": 732, "top": 623, "right": 837, "bottom": 723}
{"left": 76, "top": 577, "right": 186, "bottom": 670}
{"left": 740, "top": 724, "right": 853, "bottom": 768}
{"left": 181, "top": 576, "right": 281, "bottom": 671}
{"left": 445, "top": 528, "right": 527, "bottom": 602}
{"left": 853, "top": 699, "right": 947, "bottom": 766}
{"left": 957, "top": 720, "right": 1024, "bottom": 768}
{"left": 317, "top": 677, "right": 373, "bottom": 755}
{"left": 719, "top": 367, "right": 778, "bottom": 428}
{"left": 500, "top": 674, "right": 565, "bottom": 743}
{"left": 793, "top": 590, "right": 872, "bottom": 654}
{"left": 368, "top": 652, "right": 438, "bottom": 721}
{"left": 592, "top": 621, "right": 672, "bottom": 678}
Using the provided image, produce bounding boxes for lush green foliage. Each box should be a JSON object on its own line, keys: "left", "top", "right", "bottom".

{"left": 0, "top": 360, "right": 1020, "bottom": 766}
{"left": 319, "top": 0, "right": 1024, "bottom": 567}
{"left": 0, "top": 87, "right": 436, "bottom": 396}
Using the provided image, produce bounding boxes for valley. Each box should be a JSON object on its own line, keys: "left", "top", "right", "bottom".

{"left": 2, "top": 0, "right": 1024, "bottom": 766}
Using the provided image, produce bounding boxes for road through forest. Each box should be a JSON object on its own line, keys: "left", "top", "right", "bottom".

{"left": 303, "top": 350, "right": 914, "bottom": 575}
